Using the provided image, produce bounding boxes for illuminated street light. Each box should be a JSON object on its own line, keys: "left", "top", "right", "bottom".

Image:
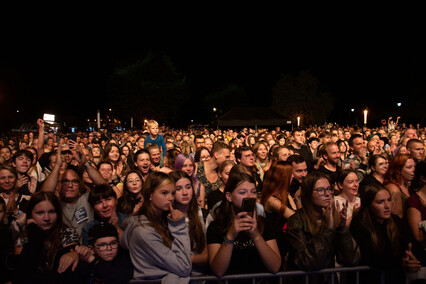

{"left": 364, "top": 109, "right": 368, "bottom": 125}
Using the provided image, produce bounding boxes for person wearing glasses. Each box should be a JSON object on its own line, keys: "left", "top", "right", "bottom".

{"left": 41, "top": 145, "right": 106, "bottom": 239}
{"left": 117, "top": 171, "right": 144, "bottom": 216}
{"left": 286, "top": 172, "right": 360, "bottom": 282}
{"left": 359, "top": 154, "right": 389, "bottom": 196}
{"left": 75, "top": 222, "right": 133, "bottom": 284}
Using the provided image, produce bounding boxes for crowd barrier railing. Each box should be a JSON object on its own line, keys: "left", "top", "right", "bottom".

{"left": 129, "top": 265, "right": 401, "bottom": 284}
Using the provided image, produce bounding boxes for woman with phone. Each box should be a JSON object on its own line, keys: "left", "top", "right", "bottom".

{"left": 207, "top": 171, "right": 281, "bottom": 277}
{"left": 169, "top": 171, "right": 208, "bottom": 275}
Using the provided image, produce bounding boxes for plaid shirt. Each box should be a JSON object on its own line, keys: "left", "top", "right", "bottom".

{"left": 343, "top": 154, "right": 368, "bottom": 182}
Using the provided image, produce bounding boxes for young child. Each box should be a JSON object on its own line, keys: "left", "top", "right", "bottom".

{"left": 76, "top": 222, "right": 133, "bottom": 284}
{"left": 143, "top": 120, "right": 167, "bottom": 157}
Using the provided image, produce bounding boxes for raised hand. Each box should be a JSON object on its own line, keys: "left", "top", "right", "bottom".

{"left": 55, "top": 143, "right": 63, "bottom": 169}
{"left": 37, "top": 118, "right": 44, "bottom": 130}
{"left": 109, "top": 209, "right": 119, "bottom": 227}
{"left": 246, "top": 209, "right": 260, "bottom": 240}
{"left": 116, "top": 161, "right": 123, "bottom": 178}
{"left": 336, "top": 200, "right": 348, "bottom": 230}
{"left": 323, "top": 203, "right": 334, "bottom": 229}
{"left": 70, "top": 140, "right": 86, "bottom": 164}
{"left": 133, "top": 198, "right": 143, "bottom": 215}
{"left": 29, "top": 176, "right": 37, "bottom": 194}
{"left": 226, "top": 212, "right": 254, "bottom": 241}
{"left": 168, "top": 203, "right": 183, "bottom": 220}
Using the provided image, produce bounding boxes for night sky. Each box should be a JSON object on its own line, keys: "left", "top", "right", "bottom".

{"left": 1, "top": 22, "right": 425, "bottom": 131}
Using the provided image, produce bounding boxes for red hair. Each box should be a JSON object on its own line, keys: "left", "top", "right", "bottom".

{"left": 385, "top": 153, "right": 413, "bottom": 185}
{"left": 260, "top": 162, "right": 292, "bottom": 217}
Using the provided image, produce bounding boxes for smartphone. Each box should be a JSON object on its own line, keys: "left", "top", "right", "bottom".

{"left": 68, "top": 133, "right": 77, "bottom": 142}
{"left": 241, "top": 198, "right": 256, "bottom": 217}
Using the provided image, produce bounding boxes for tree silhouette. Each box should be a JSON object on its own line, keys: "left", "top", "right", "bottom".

{"left": 271, "top": 71, "right": 333, "bottom": 125}
{"left": 106, "top": 51, "right": 190, "bottom": 127}
{"left": 204, "top": 84, "right": 247, "bottom": 110}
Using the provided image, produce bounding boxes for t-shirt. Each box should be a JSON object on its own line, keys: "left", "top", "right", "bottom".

{"left": 406, "top": 193, "right": 426, "bottom": 220}
{"left": 143, "top": 134, "right": 167, "bottom": 157}
{"left": 207, "top": 190, "right": 223, "bottom": 211}
{"left": 61, "top": 192, "right": 94, "bottom": 239}
{"left": 405, "top": 193, "right": 426, "bottom": 264}
{"left": 206, "top": 216, "right": 275, "bottom": 275}
{"left": 317, "top": 165, "right": 341, "bottom": 188}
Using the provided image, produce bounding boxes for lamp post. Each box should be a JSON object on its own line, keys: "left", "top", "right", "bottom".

{"left": 364, "top": 109, "right": 368, "bottom": 125}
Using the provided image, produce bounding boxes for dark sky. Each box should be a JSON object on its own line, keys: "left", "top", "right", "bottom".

{"left": 1, "top": 24, "right": 425, "bottom": 131}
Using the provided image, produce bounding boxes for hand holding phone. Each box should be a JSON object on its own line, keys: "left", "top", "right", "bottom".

{"left": 241, "top": 198, "right": 256, "bottom": 218}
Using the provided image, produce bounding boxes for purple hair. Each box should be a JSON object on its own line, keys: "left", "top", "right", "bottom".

{"left": 174, "top": 153, "right": 201, "bottom": 197}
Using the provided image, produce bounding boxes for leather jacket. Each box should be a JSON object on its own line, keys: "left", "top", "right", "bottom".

{"left": 286, "top": 210, "right": 361, "bottom": 271}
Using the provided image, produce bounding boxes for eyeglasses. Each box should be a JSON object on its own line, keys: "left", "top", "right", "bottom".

{"left": 60, "top": 179, "right": 80, "bottom": 185}
{"left": 313, "top": 186, "right": 333, "bottom": 195}
{"left": 127, "top": 178, "right": 141, "bottom": 183}
{"left": 94, "top": 240, "right": 119, "bottom": 251}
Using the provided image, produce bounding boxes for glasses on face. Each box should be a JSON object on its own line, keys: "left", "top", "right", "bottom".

{"left": 94, "top": 240, "right": 119, "bottom": 251}
{"left": 127, "top": 178, "right": 141, "bottom": 183}
{"left": 60, "top": 179, "right": 80, "bottom": 185}
{"left": 313, "top": 186, "right": 333, "bottom": 195}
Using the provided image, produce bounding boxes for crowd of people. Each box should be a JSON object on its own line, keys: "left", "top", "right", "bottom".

{"left": 0, "top": 117, "right": 426, "bottom": 283}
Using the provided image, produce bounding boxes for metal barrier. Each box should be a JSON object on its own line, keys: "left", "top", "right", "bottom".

{"left": 129, "top": 265, "right": 388, "bottom": 283}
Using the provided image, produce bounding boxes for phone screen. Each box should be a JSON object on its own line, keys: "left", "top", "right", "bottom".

{"left": 241, "top": 198, "right": 256, "bottom": 217}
